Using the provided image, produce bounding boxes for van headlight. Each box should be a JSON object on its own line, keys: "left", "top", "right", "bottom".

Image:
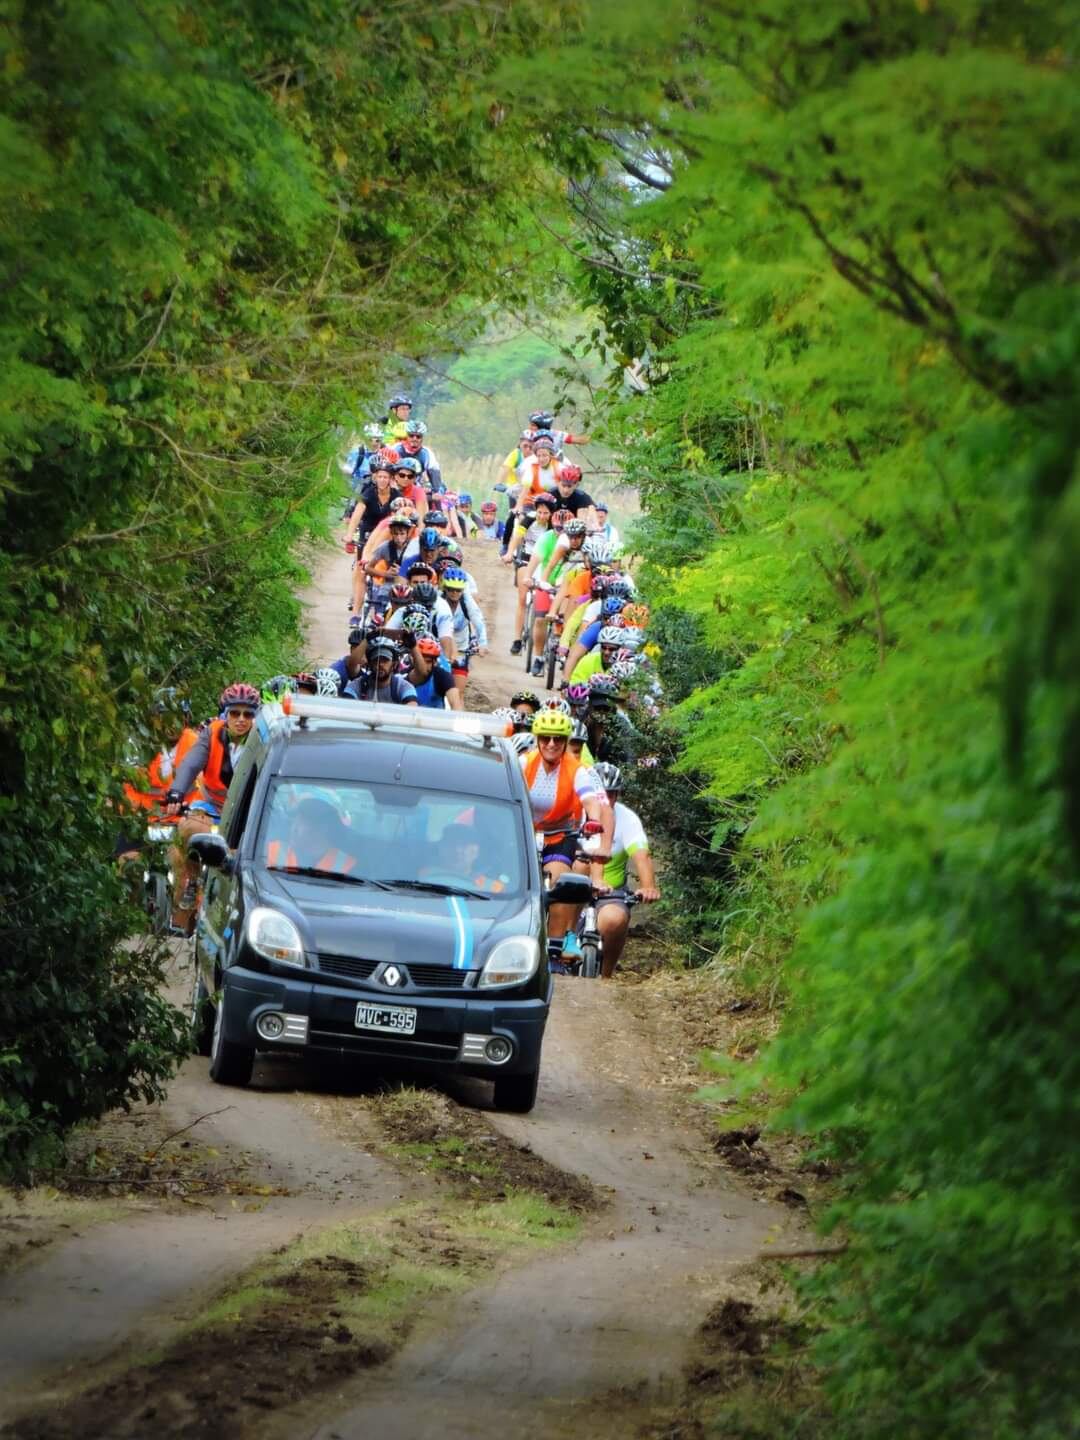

{"left": 247, "top": 907, "right": 307, "bottom": 969}
{"left": 478, "top": 936, "right": 539, "bottom": 988}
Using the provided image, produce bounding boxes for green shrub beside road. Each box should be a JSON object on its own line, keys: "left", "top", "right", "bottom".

{"left": 525, "top": 3, "right": 1080, "bottom": 1434}
{"left": 0, "top": 0, "right": 565, "bottom": 1177}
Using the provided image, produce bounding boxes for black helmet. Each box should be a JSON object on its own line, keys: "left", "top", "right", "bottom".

{"left": 510, "top": 689, "right": 541, "bottom": 712}
{"left": 529, "top": 410, "right": 554, "bottom": 427}
{"left": 411, "top": 583, "right": 439, "bottom": 608}
{"left": 367, "top": 637, "right": 399, "bottom": 663}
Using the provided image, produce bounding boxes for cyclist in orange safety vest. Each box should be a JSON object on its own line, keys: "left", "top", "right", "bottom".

{"left": 521, "top": 708, "right": 612, "bottom": 972}
{"left": 164, "top": 683, "right": 260, "bottom": 933}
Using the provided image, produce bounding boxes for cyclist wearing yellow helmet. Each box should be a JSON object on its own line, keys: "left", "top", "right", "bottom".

{"left": 521, "top": 707, "right": 613, "bottom": 972}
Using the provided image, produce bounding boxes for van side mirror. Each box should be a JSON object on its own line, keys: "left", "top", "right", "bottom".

{"left": 188, "top": 832, "right": 232, "bottom": 872}
{"left": 544, "top": 873, "right": 592, "bottom": 906}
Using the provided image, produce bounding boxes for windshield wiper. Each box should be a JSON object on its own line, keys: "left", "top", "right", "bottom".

{"left": 268, "top": 866, "right": 394, "bottom": 890}
{"left": 382, "top": 878, "right": 493, "bottom": 900}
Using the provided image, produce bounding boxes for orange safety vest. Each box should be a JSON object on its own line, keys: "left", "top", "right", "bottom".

{"left": 522, "top": 749, "right": 584, "bottom": 844}
{"left": 123, "top": 727, "right": 201, "bottom": 815}
{"left": 265, "top": 841, "right": 356, "bottom": 874}
{"left": 198, "top": 718, "right": 235, "bottom": 809}
{"left": 473, "top": 873, "right": 507, "bottom": 894}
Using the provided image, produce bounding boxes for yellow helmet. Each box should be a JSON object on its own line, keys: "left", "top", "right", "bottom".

{"left": 532, "top": 709, "right": 573, "bottom": 738}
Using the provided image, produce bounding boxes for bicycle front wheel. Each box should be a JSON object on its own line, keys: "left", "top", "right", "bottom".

{"left": 580, "top": 940, "right": 601, "bottom": 979}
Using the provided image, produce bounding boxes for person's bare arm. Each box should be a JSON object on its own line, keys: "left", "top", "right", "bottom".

{"left": 502, "top": 522, "right": 525, "bottom": 564}
{"left": 582, "top": 793, "right": 614, "bottom": 891}
{"left": 630, "top": 848, "right": 660, "bottom": 902}
{"left": 345, "top": 501, "right": 366, "bottom": 543}
{"left": 444, "top": 684, "right": 463, "bottom": 711}
{"left": 564, "top": 638, "right": 589, "bottom": 677}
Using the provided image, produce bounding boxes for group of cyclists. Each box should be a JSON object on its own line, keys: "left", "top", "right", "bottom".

{"left": 122, "top": 395, "right": 662, "bottom": 972}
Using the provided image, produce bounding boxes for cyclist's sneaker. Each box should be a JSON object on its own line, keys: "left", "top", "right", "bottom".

{"left": 547, "top": 935, "right": 570, "bottom": 975}
{"left": 530, "top": 658, "right": 544, "bottom": 678}
{"left": 510, "top": 639, "right": 523, "bottom": 655}
{"left": 561, "top": 932, "right": 582, "bottom": 961}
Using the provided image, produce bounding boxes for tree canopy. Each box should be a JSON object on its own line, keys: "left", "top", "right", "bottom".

{"left": 2, "top": 1, "right": 1078, "bottom": 1433}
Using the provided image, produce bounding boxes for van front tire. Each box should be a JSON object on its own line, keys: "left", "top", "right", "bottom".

{"left": 208, "top": 991, "right": 254, "bottom": 1087}
{"left": 493, "top": 1068, "right": 539, "bottom": 1114}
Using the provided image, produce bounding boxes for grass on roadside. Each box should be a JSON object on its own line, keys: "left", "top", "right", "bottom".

{"left": 6, "top": 1092, "right": 592, "bottom": 1440}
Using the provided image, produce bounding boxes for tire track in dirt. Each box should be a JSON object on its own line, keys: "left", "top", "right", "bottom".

{"left": 257, "top": 533, "right": 795, "bottom": 1439}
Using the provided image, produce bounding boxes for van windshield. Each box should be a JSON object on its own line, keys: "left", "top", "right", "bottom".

{"left": 257, "top": 779, "right": 526, "bottom": 899}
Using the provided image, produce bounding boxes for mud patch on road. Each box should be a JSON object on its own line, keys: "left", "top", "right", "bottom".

{"left": 6, "top": 1177, "right": 584, "bottom": 1439}
{"left": 369, "top": 1086, "right": 599, "bottom": 1212}
{"left": 7, "top": 1251, "right": 392, "bottom": 1440}
{"left": 634, "top": 1279, "right": 824, "bottom": 1440}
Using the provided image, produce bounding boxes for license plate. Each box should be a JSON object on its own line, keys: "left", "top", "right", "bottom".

{"left": 354, "top": 1003, "right": 417, "bottom": 1036}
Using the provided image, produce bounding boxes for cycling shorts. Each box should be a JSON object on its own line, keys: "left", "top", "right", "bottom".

{"left": 540, "top": 837, "right": 576, "bottom": 868}
{"left": 596, "top": 889, "right": 632, "bottom": 912}
{"left": 451, "top": 655, "right": 470, "bottom": 677}
{"left": 533, "top": 587, "right": 553, "bottom": 617}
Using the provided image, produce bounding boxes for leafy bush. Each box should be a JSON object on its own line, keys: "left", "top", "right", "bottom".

{"left": 0, "top": 0, "right": 564, "bottom": 1177}
{"left": 532, "top": 1, "right": 1080, "bottom": 1434}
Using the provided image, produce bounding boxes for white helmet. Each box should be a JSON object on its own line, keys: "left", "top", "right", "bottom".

{"left": 508, "top": 732, "right": 536, "bottom": 754}
{"left": 540, "top": 696, "right": 572, "bottom": 716}
{"left": 492, "top": 706, "right": 517, "bottom": 724}
{"left": 598, "top": 625, "right": 625, "bottom": 646}
{"left": 583, "top": 536, "right": 614, "bottom": 565}
{"left": 618, "top": 627, "right": 645, "bottom": 650}
{"left": 315, "top": 667, "right": 342, "bottom": 697}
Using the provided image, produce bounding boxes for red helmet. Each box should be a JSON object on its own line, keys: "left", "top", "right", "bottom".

{"left": 558, "top": 463, "right": 582, "bottom": 485}
{"left": 219, "top": 682, "right": 260, "bottom": 712}
{"left": 552, "top": 508, "right": 573, "bottom": 530}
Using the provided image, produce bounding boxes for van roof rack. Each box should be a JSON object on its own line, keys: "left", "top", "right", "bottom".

{"left": 277, "top": 694, "right": 512, "bottom": 746}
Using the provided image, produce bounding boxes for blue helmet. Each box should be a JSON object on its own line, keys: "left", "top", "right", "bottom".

{"left": 458, "top": 492, "right": 472, "bottom": 505}
{"left": 602, "top": 596, "right": 627, "bottom": 618}
{"left": 420, "top": 526, "right": 440, "bottom": 550}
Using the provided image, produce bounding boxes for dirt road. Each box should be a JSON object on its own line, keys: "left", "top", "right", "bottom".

{"left": 0, "top": 526, "right": 791, "bottom": 1437}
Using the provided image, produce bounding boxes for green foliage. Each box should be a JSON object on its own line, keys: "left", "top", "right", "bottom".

{"left": 540, "top": 2, "right": 1080, "bottom": 1435}
{"left": 0, "top": 0, "right": 573, "bottom": 1176}
{"left": 425, "top": 320, "right": 603, "bottom": 466}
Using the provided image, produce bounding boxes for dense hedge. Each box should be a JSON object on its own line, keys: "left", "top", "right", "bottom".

{"left": 0, "top": 0, "right": 571, "bottom": 1176}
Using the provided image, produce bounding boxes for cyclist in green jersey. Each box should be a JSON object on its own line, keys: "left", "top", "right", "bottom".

{"left": 525, "top": 516, "right": 587, "bottom": 679}
{"left": 579, "top": 762, "right": 659, "bottom": 978}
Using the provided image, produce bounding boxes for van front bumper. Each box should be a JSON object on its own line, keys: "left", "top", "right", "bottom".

{"left": 220, "top": 965, "right": 549, "bottom": 1076}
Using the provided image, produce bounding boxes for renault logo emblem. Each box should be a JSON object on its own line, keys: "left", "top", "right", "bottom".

{"left": 383, "top": 965, "right": 403, "bottom": 988}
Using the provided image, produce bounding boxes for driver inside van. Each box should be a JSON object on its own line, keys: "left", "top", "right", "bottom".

{"left": 422, "top": 822, "right": 508, "bottom": 893}
{"left": 265, "top": 797, "right": 359, "bottom": 875}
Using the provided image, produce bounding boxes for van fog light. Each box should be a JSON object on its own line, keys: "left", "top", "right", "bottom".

{"left": 256, "top": 1012, "right": 285, "bottom": 1041}
{"left": 484, "top": 1036, "right": 513, "bottom": 1064}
